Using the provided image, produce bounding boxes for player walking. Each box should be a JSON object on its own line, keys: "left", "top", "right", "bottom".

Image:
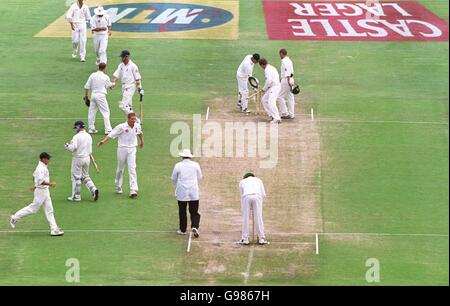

{"left": 66, "top": 0, "right": 91, "bottom": 62}
{"left": 91, "top": 6, "right": 111, "bottom": 65}
{"left": 65, "top": 121, "right": 99, "bottom": 202}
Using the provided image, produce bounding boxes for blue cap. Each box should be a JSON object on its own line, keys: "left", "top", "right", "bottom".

{"left": 120, "top": 50, "right": 130, "bottom": 58}
{"left": 73, "top": 120, "right": 85, "bottom": 129}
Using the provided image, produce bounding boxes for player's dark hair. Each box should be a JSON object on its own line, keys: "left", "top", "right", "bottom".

{"left": 128, "top": 112, "right": 137, "bottom": 119}
{"left": 279, "top": 49, "right": 288, "bottom": 56}
{"left": 252, "top": 53, "right": 260, "bottom": 61}
{"left": 99, "top": 63, "right": 107, "bottom": 70}
{"left": 40, "top": 152, "right": 51, "bottom": 160}
{"left": 243, "top": 173, "right": 255, "bottom": 179}
{"left": 259, "top": 58, "right": 268, "bottom": 66}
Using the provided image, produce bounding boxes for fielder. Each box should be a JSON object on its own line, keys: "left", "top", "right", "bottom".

{"left": 84, "top": 63, "right": 115, "bottom": 135}
{"left": 236, "top": 53, "right": 260, "bottom": 113}
{"left": 112, "top": 50, "right": 144, "bottom": 117}
{"left": 278, "top": 49, "right": 296, "bottom": 119}
{"left": 91, "top": 6, "right": 111, "bottom": 65}
{"left": 98, "top": 112, "right": 144, "bottom": 199}
{"left": 9, "top": 152, "right": 64, "bottom": 236}
{"left": 259, "top": 58, "right": 282, "bottom": 124}
{"left": 66, "top": 0, "right": 91, "bottom": 62}
{"left": 65, "top": 121, "right": 99, "bottom": 202}
{"left": 238, "top": 173, "right": 268, "bottom": 245}
{"left": 171, "top": 149, "right": 203, "bottom": 237}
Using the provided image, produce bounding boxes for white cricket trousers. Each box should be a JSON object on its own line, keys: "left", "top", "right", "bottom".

{"left": 241, "top": 194, "right": 265, "bottom": 240}
{"left": 13, "top": 189, "right": 58, "bottom": 231}
{"left": 237, "top": 75, "right": 249, "bottom": 109}
{"left": 88, "top": 93, "right": 112, "bottom": 133}
{"left": 72, "top": 23, "right": 87, "bottom": 59}
{"left": 278, "top": 78, "right": 295, "bottom": 116}
{"left": 119, "top": 85, "right": 136, "bottom": 115}
{"left": 115, "top": 147, "right": 138, "bottom": 194}
{"left": 71, "top": 156, "right": 97, "bottom": 199}
{"left": 262, "top": 85, "right": 281, "bottom": 121}
{"left": 93, "top": 33, "right": 108, "bottom": 64}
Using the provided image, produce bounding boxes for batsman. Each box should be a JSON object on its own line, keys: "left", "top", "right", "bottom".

{"left": 64, "top": 121, "right": 99, "bottom": 202}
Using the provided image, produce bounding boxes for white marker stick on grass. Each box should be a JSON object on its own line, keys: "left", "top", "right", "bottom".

{"left": 315, "top": 233, "right": 320, "bottom": 255}
{"left": 187, "top": 231, "right": 193, "bottom": 253}
{"left": 311, "top": 108, "right": 314, "bottom": 121}
{"left": 206, "top": 106, "right": 210, "bottom": 121}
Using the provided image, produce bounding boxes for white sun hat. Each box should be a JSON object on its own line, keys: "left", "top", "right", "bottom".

{"left": 94, "top": 6, "right": 106, "bottom": 16}
{"left": 179, "top": 149, "right": 194, "bottom": 158}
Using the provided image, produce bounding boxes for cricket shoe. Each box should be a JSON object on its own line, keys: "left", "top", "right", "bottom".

{"left": 258, "top": 238, "right": 270, "bottom": 245}
{"left": 282, "top": 114, "right": 295, "bottom": 119}
{"left": 9, "top": 215, "right": 17, "bottom": 229}
{"left": 241, "top": 108, "right": 251, "bottom": 114}
{"left": 93, "top": 189, "right": 99, "bottom": 202}
{"left": 129, "top": 193, "right": 138, "bottom": 200}
{"left": 115, "top": 187, "right": 123, "bottom": 194}
{"left": 72, "top": 53, "right": 77, "bottom": 59}
{"left": 177, "top": 230, "right": 187, "bottom": 235}
{"left": 67, "top": 196, "right": 81, "bottom": 202}
{"left": 237, "top": 238, "right": 250, "bottom": 245}
{"left": 88, "top": 129, "right": 98, "bottom": 134}
{"left": 192, "top": 228, "right": 200, "bottom": 238}
{"left": 280, "top": 113, "right": 290, "bottom": 119}
{"left": 80, "top": 58, "right": 86, "bottom": 62}
{"left": 270, "top": 119, "right": 282, "bottom": 124}
{"left": 50, "top": 228, "right": 64, "bottom": 237}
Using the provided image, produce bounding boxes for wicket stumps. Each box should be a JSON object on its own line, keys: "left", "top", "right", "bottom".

{"left": 252, "top": 89, "right": 264, "bottom": 115}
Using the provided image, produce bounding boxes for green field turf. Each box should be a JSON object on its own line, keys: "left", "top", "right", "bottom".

{"left": 0, "top": 0, "right": 448, "bottom": 285}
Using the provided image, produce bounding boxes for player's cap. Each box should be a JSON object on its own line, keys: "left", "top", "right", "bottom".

{"left": 94, "top": 6, "right": 106, "bottom": 16}
{"left": 243, "top": 173, "right": 255, "bottom": 179}
{"left": 73, "top": 120, "right": 85, "bottom": 129}
{"left": 120, "top": 50, "right": 130, "bottom": 58}
{"left": 39, "top": 152, "right": 51, "bottom": 160}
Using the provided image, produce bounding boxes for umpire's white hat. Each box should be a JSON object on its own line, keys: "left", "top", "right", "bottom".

{"left": 179, "top": 149, "right": 194, "bottom": 158}
{"left": 94, "top": 6, "right": 106, "bottom": 15}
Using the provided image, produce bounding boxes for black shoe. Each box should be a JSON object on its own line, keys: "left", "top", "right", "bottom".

{"left": 192, "top": 227, "right": 199, "bottom": 238}
{"left": 93, "top": 189, "right": 99, "bottom": 202}
{"left": 130, "top": 193, "right": 138, "bottom": 199}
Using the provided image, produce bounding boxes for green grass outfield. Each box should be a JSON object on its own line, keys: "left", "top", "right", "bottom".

{"left": 0, "top": 0, "right": 448, "bottom": 285}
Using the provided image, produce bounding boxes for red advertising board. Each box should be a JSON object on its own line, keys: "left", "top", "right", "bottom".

{"left": 263, "top": 1, "right": 448, "bottom": 41}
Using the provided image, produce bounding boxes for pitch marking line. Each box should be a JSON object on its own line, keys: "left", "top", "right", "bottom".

{"left": 0, "top": 229, "right": 448, "bottom": 238}
{"left": 187, "top": 231, "right": 193, "bottom": 253}
{"left": 315, "top": 233, "right": 320, "bottom": 255}
{"left": 311, "top": 108, "right": 314, "bottom": 121}
{"left": 243, "top": 246, "right": 255, "bottom": 284}
{"left": 0, "top": 117, "right": 447, "bottom": 125}
{"left": 206, "top": 107, "right": 210, "bottom": 121}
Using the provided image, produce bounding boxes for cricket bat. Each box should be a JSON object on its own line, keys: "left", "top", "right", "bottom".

{"left": 90, "top": 154, "right": 100, "bottom": 174}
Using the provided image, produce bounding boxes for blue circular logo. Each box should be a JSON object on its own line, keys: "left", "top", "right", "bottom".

{"left": 91, "top": 3, "right": 234, "bottom": 32}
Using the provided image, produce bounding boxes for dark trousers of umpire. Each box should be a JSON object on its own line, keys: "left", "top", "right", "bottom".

{"left": 178, "top": 200, "right": 200, "bottom": 232}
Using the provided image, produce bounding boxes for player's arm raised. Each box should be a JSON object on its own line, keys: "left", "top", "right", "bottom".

{"left": 97, "top": 136, "right": 110, "bottom": 147}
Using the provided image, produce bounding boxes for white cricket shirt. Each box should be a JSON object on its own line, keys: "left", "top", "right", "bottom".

{"left": 108, "top": 122, "right": 142, "bottom": 148}
{"left": 91, "top": 14, "right": 111, "bottom": 35}
{"left": 113, "top": 60, "right": 142, "bottom": 89}
{"left": 239, "top": 176, "right": 266, "bottom": 198}
{"left": 262, "top": 64, "right": 281, "bottom": 91}
{"left": 280, "top": 56, "right": 294, "bottom": 79}
{"left": 34, "top": 161, "right": 50, "bottom": 189}
{"left": 237, "top": 55, "right": 255, "bottom": 78}
{"left": 171, "top": 159, "right": 203, "bottom": 201}
{"left": 84, "top": 71, "right": 113, "bottom": 96}
{"left": 65, "top": 130, "right": 93, "bottom": 158}
{"left": 66, "top": 3, "right": 91, "bottom": 24}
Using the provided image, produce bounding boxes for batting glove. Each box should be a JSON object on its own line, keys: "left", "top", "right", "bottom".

{"left": 138, "top": 88, "right": 144, "bottom": 96}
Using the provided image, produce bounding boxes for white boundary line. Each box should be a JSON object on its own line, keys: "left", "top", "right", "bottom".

{"left": 0, "top": 229, "right": 448, "bottom": 238}
{"left": 187, "top": 231, "right": 193, "bottom": 253}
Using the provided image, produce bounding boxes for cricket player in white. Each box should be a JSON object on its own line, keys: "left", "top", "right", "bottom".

{"left": 171, "top": 149, "right": 203, "bottom": 237}
{"left": 236, "top": 53, "right": 260, "bottom": 113}
{"left": 66, "top": 0, "right": 91, "bottom": 62}
{"left": 238, "top": 173, "right": 268, "bottom": 245}
{"left": 98, "top": 113, "right": 144, "bottom": 199}
{"left": 91, "top": 6, "right": 111, "bottom": 65}
{"left": 259, "top": 58, "right": 282, "bottom": 123}
{"left": 113, "top": 50, "right": 144, "bottom": 116}
{"left": 84, "top": 63, "right": 115, "bottom": 134}
{"left": 9, "top": 152, "right": 64, "bottom": 236}
{"left": 65, "top": 121, "right": 99, "bottom": 202}
{"left": 278, "top": 49, "right": 296, "bottom": 119}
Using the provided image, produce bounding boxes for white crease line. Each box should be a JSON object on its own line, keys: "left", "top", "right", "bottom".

{"left": 318, "top": 119, "right": 448, "bottom": 125}
{"left": 311, "top": 108, "right": 314, "bottom": 121}
{"left": 243, "top": 246, "right": 255, "bottom": 284}
{"left": 205, "top": 107, "right": 210, "bottom": 121}
{"left": 315, "top": 233, "right": 320, "bottom": 255}
{"left": 0, "top": 229, "right": 174, "bottom": 234}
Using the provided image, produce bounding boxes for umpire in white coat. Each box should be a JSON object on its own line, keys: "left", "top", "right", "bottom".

{"left": 171, "top": 149, "right": 202, "bottom": 238}
{"left": 238, "top": 173, "right": 269, "bottom": 245}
